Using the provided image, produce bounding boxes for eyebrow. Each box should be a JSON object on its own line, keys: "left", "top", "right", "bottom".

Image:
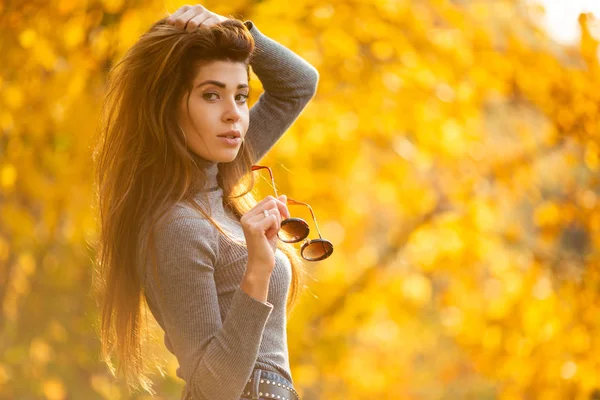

{"left": 195, "top": 80, "right": 249, "bottom": 90}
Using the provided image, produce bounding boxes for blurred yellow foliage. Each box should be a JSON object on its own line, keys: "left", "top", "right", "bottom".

{"left": 42, "top": 378, "right": 66, "bottom": 400}
{"left": 1, "top": 0, "right": 600, "bottom": 399}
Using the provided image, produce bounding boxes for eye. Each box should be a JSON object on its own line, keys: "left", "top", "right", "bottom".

{"left": 203, "top": 92, "right": 218, "bottom": 101}
{"left": 236, "top": 94, "right": 249, "bottom": 103}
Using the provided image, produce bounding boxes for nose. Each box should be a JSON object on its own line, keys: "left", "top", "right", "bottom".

{"left": 222, "top": 97, "right": 242, "bottom": 122}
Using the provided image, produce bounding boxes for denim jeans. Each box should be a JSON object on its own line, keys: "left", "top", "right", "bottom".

{"left": 182, "top": 369, "right": 297, "bottom": 400}
{"left": 240, "top": 369, "right": 297, "bottom": 400}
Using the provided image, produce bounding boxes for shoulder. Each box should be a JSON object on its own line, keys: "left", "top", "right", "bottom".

{"left": 153, "top": 202, "right": 220, "bottom": 256}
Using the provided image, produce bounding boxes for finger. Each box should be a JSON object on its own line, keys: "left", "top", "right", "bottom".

{"left": 277, "top": 204, "right": 289, "bottom": 220}
{"left": 255, "top": 198, "right": 278, "bottom": 215}
{"left": 172, "top": 15, "right": 192, "bottom": 31}
{"left": 262, "top": 207, "right": 282, "bottom": 230}
{"left": 186, "top": 14, "right": 212, "bottom": 32}
{"left": 173, "top": 6, "right": 207, "bottom": 30}
{"left": 265, "top": 196, "right": 288, "bottom": 220}
{"left": 241, "top": 198, "right": 272, "bottom": 221}
{"left": 198, "top": 16, "right": 221, "bottom": 28}
{"left": 264, "top": 213, "right": 280, "bottom": 239}
{"left": 179, "top": 5, "right": 207, "bottom": 24}
{"left": 250, "top": 207, "right": 281, "bottom": 230}
{"left": 247, "top": 209, "right": 280, "bottom": 236}
{"left": 246, "top": 207, "right": 278, "bottom": 223}
{"left": 185, "top": 14, "right": 207, "bottom": 30}
{"left": 269, "top": 204, "right": 284, "bottom": 226}
{"left": 249, "top": 197, "right": 286, "bottom": 220}
{"left": 256, "top": 196, "right": 277, "bottom": 207}
{"left": 166, "top": 5, "right": 191, "bottom": 25}
{"left": 268, "top": 198, "right": 288, "bottom": 220}
{"left": 277, "top": 195, "right": 290, "bottom": 219}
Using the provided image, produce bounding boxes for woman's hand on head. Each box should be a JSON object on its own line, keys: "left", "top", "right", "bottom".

{"left": 166, "top": 4, "right": 229, "bottom": 32}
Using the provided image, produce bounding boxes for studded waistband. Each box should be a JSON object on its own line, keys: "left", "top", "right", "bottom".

{"left": 240, "top": 369, "right": 300, "bottom": 400}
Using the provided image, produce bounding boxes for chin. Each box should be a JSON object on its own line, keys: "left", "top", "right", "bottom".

{"left": 194, "top": 147, "right": 239, "bottom": 163}
{"left": 217, "top": 151, "right": 241, "bottom": 164}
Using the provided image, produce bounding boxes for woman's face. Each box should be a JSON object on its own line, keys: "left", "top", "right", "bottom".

{"left": 178, "top": 60, "right": 249, "bottom": 163}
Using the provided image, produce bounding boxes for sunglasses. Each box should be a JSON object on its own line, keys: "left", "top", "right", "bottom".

{"left": 251, "top": 165, "right": 334, "bottom": 262}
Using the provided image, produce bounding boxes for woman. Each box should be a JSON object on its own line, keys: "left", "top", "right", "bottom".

{"left": 93, "top": 4, "right": 319, "bottom": 400}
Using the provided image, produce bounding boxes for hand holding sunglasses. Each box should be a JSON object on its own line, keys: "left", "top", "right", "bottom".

{"left": 251, "top": 165, "right": 334, "bottom": 262}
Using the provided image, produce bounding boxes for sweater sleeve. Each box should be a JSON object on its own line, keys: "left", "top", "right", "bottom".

{"left": 146, "top": 205, "right": 273, "bottom": 400}
{"left": 243, "top": 20, "right": 320, "bottom": 163}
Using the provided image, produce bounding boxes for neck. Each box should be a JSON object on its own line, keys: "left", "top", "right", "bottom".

{"left": 190, "top": 152, "right": 220, "bottom": 192}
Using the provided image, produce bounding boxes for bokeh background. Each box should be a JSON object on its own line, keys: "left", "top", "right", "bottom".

{"left": 2, "top": 0, "right": 600, "bottom": 398}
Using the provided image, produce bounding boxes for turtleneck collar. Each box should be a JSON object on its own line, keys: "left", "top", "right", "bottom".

{"left": 190, "top": 152, "right": 220, "bottom": 192}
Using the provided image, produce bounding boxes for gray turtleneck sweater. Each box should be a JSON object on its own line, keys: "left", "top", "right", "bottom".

{"left": 138, "top": 20, "right": 318, "bottom": 400}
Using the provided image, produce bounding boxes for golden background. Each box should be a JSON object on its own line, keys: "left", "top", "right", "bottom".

{"left": 1, "top": 0, "right": 599, "bottom": 398}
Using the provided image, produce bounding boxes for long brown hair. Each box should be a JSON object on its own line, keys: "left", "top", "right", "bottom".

{"left": 91, "top": 17, "right": 307, "bottom": 394}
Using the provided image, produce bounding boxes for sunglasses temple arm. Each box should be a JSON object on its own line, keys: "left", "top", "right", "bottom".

{"left": 288, "top": 199, "right": 324, "bottom": 240}
{"left": 252, "top": 165, "right": 279, "bottom": 198}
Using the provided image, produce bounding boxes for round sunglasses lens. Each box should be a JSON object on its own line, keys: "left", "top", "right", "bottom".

{"left": 301, "top": 240, "right": 333, "bottom": 261}
{"left": 278, "top": 218, "right": 309, "bottom": 243}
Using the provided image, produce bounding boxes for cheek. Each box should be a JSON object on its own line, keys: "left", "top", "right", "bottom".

{"left": 185, "top": 99, "right": 212, "bottom": 126}
{"left": 179, "top": 97, "right": 196, "bottom": 125}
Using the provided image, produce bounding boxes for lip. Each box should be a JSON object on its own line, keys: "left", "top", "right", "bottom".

{"left": 217, "top": 130, "right": 241, "bottom": 139}
{"left": 218, "top": 136, "right": 242, "bottom": 146}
